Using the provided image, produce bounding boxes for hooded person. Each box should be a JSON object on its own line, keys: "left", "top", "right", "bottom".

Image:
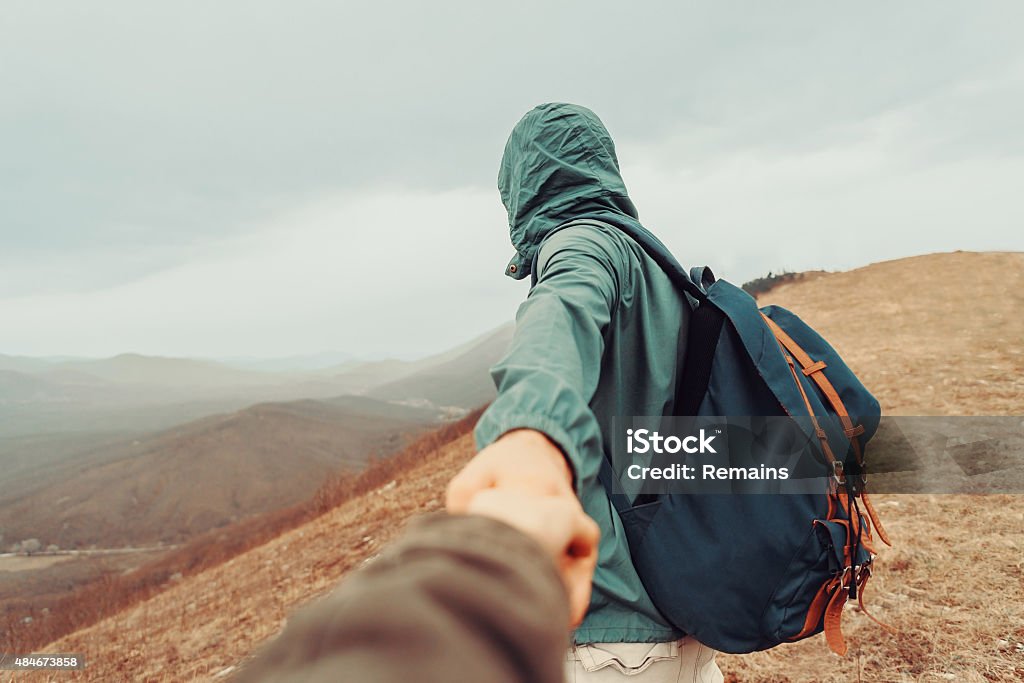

{"left": 446, "top": 103, "right": 724, "bottom": 682}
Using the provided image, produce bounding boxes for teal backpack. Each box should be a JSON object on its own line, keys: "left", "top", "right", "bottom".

{"left": 558, "top": 216, "right": 893, "bottom": 655}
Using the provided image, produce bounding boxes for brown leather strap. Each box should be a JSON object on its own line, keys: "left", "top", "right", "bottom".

{"left": 771, "top": 314, "right": 892, "bottom": 523}
{"left": 836, "top": 492, "right": 859, "bottom": 537}
{"left": 783, "top": 351, "right": 838, "bottom": 467}
{"left": 856, "top": 574, "right": 896, "bottom": 635}
{"left": 823, "top": 579, "right": 850, "bottom": 655}
{"left": 789, "top": 576, "right": 837, "bottom": 641}
{"left": 759, "top": 314, "right": 897, "bottom": 655}
{"left": 860, "top": 491, "right": 892, "bottom": 547}
{"left": 802, "top": 360, "right": 827, "bottom": 375}
{"left": 836, "top": 489, "right": 879, "bottom": 556}
{"left": 760, "top": 314, "right": 866, "bottom": 466}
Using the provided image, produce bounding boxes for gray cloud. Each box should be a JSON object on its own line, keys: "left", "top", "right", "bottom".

{"left": 1, "top": 1, "right": 1022, "bottom": 356}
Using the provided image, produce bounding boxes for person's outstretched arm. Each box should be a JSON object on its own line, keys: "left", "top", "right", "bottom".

{"left": 237, "top": 493, "right": 599, "bottom": 683}
{"left": 448, "top": 226, "right": 626, "bottom": 505}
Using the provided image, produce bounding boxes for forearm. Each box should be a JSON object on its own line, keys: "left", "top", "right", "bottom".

{"left": 236, "top": 514, "right": 570, "bottom": 683}
{"left": 474, "top": 227, "right": 621, "bottom": 491}
{"left": 475, "top": 291, "right": 609, "bottom": 490}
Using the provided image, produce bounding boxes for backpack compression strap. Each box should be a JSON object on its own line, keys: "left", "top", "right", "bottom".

{"left": 761, "top": 313, "right": 896, "bottom": 653}
{"left": 760, "top": 312, "right": 890, "bottom": 547}
{"left": 759, "top": 315, "right": 865, "bottom": 459}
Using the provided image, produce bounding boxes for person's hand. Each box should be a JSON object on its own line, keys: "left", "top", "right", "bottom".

{"left": 466, "top": 489, "right": 600, "bottom": 628}
{"left": 446, "top": 429, "right": 575, "bottom": 512}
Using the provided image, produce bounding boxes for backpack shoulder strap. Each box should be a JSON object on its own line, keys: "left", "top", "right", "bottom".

{"left": 553, "top": 216, "right": 730, "bottom": 419}
{"left": 549, "top": 217, "right": 709, "bottom": 302}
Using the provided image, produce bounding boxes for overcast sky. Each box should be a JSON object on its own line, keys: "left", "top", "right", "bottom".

{"left": 2, "top": 1, "right": 1022, "bottom": 360}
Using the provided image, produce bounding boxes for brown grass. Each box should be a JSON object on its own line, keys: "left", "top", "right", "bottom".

{"left": 756, "top": 251, "right": 1024, "bottom": 416}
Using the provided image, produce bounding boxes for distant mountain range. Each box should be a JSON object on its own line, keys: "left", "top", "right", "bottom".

{"left": 0, "top": 322, "right": 515, "bottom": 550}
{"left": 215, "top": 350, "right": 358, "bottom": 373}
{"left": 0, "top": 323, "right": 514, "bottom": 438}
{"left": 368, "top": 325, "right": 514, "bottom": 408}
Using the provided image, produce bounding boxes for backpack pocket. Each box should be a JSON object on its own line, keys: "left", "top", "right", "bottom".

{"left": 615, "top": 498, "right": 664, "bottom": 552}
{"left": 764, "top": 519, "right": 846, "bottom": 642}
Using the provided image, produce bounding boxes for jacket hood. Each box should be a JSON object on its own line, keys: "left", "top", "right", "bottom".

{"left": 498, "top": 103, "right": 638, "bottom": 280}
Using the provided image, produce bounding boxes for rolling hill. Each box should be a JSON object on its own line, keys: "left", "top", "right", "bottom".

{"left": 0, "top": 353, "right": 53, "bottom": 373}
{"left": 28, "top": 251, "right": 1024, "bottom": 682}
{"left": 54, "top": 354, "right": 280, "bottom": 389}
{"left": 368, "top": 323, "right": 514, "bottom": 407}
{"left": 0, "top": 396, "right": 439, "bottom": 549}
{"left": 0, "top": 322, "right": 514, "bottom": 439}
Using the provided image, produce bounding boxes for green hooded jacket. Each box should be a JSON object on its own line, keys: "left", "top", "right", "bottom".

{"left": 475, "top": 103, "right": 690, "bottom": 644}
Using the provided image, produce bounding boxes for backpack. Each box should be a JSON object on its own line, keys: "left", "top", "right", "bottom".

{"left": 545, "top": 217, "right": 892, "bottom": 655}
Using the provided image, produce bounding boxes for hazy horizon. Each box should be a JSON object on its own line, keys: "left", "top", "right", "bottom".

{"left": 1, "top": 320, "right": 514, "bottom": 366}
{"left": 3, "top": 2, "right": 1022, "bottom": 358}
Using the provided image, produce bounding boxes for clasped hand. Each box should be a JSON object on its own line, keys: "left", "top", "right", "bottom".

{"left": 446, "top": 429, "right": 600, "bottom": 628}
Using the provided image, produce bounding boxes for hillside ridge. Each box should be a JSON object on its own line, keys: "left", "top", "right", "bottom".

{"left": 31, "top": 251, "right": 1024, "bottom": 682}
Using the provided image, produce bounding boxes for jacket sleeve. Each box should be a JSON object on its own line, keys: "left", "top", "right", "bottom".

{"left": 474, "top": 226, "right": 626, "bottom": 491}
{"left": 235, "top": 514, "right": 570, "bottom": 683}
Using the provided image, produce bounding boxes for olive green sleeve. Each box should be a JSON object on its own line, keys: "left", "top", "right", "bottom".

{"left": 474, "top": 226, "right": 627, "bottom": 491}
{"left": 235, "top": 514, "right": 570, "bottom": 683}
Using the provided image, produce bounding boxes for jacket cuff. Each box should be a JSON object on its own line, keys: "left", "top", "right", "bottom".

{"left": 473, "top": 412, "right": 582, "bottom": 493}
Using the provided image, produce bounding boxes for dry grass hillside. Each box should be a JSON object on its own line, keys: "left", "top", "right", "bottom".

{"left": 15, "top": 251, "right": 1024, "bottom": 683}
{"left": 757, "top": 251, "right": 1023, "bottom": 416}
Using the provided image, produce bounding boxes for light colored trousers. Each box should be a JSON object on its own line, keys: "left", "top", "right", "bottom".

{"left": 565, "top": 639, "right": 723, "bottom": 683}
